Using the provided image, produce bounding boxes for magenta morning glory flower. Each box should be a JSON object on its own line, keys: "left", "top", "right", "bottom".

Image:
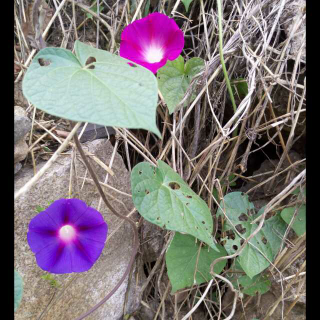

{"left": 27, "top": 199, "right": 108, "bottom": 274}
{"left": 119, "top": 12, "right": 184, "bottom": 74}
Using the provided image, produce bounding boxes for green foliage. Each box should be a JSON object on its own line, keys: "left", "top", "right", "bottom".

{"left": 131, "top": 160, "right": 219, "bottom": 251}
{"left": 182, "top": 0, "right": 193, "bottom": 12}
{"left": 14, "top": 270, "right": 23, "bottom": 312}
{"left": 42, "top": 146, "right": 51, "bottom": 152}
{"left": 212, "top": 173, "right": 237, "bottom": 202}
{"left": 35, "top": 205, "right": 45, "bottom": 213}
{"left": 41, "top": 273, "right": 61, "bottom": 288}
{"left": 157, "top": 56, "right": 204, "bottom": 113}
{"left": 217, "top": 192, "right": 287, "bottom": 278}
{"left": 143, "top": 0, "right": 150, "bottom": 17}
{"left": 231, "top": 273, "right": 271, "bottom": 296}
{"left": 130, "top": 0, "right": 137, "bottom": 14}
{"left": 231, "top": 78, "right": 248, "bottom": 99}
{"left": 228, "top": 173, "right": 237, "bottom": 187}
{"left": 22, "top": 40, "right": 160, "bottom": 137}
{"left": 166, "top": 233, "right": 227, "bottom": 293}
{"left": 84, "top": 3, "right": 104, "bottom": 20}
{"left": 291, "top": 186, "right": 306, "bottom": 197}
{"left": 35, "top": 200, "right": 55, "bottom": 213}
{"left": 281, "top": 205, "right": 306, "bottom": 237}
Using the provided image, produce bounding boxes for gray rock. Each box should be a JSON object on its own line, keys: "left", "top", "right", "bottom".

{"left": 14, "top": 115, "right": 32, "bottom": 145}
{"left": 14, "top": 162, "right": 22, "bottom": 175}
{"left": 14, "top": 106, "right": 31, "bottom": 166}
{"left": 14, "top": 139, "right": 141, "bottom": 320}
{"left": 14, "top": 139, "right": 29, "bottom": 164}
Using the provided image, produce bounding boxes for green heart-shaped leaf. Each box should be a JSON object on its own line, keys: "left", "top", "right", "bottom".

{"left": 217, "top": 192, "right": 286, "bottom": 278}
{"left": 131, "top": 160, "right": 219, "bottom": 251}
{"left": 182, "top": 0, "right": 193, "bottom": 12}
{"left": 14, "top": 270, "right": 23, "bottom": 312}
{"left": 22, "top": 41, "right": 160, "bottom": 137}
{"left": 166, "top": 233, "right": 227, "bottom": 293}
{"left": 230, "top": 273, "right": 271, "bottom": 296}
{"left": 281, "top": 205, "right": 306, "bottom": 237}
{"left": 157, "top": 56, "right": 204, "bottom": 113}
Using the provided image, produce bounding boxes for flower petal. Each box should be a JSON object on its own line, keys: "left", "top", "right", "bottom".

{"left": 27, "top": 198, "right": 108, "bottom": 274}
{"left": 45, "top": 198, "right": 88, "bottom": 226}
{"left": 163, "top": 29, "right": 185, "bottom": 61}
{"left": 70, "top": 238, "right": 106, "bottom": 272}
{"left": 120, "top": 40, "right": 147, "bottom": 64}
{"left": 74, "top": 207, "right": 108, "bottom": 243}
{"left": 35, "top": 242, "right": 73, "bottom": 274}
{"left": 42, "top": 199, "right": 68, "bottom": 226}
{"left": 120, "top": 12, "right": 184, "bottom": 73}
{"left": 120, "top": 40, "right": 168, "bottom": 73}
{"left": 27, "top": 210, "right": 59, "bottom": 253}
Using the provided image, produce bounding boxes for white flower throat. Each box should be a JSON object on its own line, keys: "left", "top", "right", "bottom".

{"left": 144, "top": 46, "right": 164, "bottom": 63}
{"left": 59, "top": 225, "right": 76, "bottom": 241}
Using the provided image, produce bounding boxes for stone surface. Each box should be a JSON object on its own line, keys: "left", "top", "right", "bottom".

{"left": 14, "top": 139, "right": 141, "bottom": 320}
{"left": 14, "top": 106, "right": 31, "bottom": 166}
{"left": 14, "top": 162, "right": 22, "bottom": 175}
{"left": 14, "top": 115, "right": 31, "bottom": 144}
{"left": 14, "top": 139, "right": 29, "bottom": 164}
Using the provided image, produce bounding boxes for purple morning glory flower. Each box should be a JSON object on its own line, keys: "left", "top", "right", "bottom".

{"left": 119, "top": 12, "right": 184, "bottom": 74}
{"left": 27, "top": 199, "right": 108, "bottom": 274}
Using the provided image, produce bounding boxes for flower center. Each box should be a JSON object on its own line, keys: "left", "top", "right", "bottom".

{"left": 144, "top": 46, "right": 163, "bottom": 63}
{"left": 59, "top": 225, "right": 76, "bottom": 241}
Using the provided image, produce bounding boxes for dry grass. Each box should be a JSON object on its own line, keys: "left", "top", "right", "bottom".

{"left": 14, "top": 0, "right": 306, "bottom": 319}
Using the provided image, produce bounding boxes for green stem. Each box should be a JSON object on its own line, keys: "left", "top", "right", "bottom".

{"left": 217, "top": 0, "right": 238, "bottom": 137}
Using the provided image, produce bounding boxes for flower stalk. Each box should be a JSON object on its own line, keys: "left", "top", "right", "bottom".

{"left": 217, "top": 0, "right": 238, "bottom": 137}
{"left": 72, "top": 130, "right": 139, "bottom": 320}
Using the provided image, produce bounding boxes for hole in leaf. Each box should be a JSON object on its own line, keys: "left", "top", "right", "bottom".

{"left": 145, "top": 190, "right": 150, "bottom": 194}
{"left": 128, "top": 62, "right": 137, "bottom": 67}
{"left": 38, "top": 58, "right": 51, "bottom": 66}
{"left": 232, "top": 245, "right": 238, "bottom": 251}
{"left": 85, "top": 56, "right": 96, "bottom": 69}
{"left": 235, "top": 224, "right": 246, "bottom": 234}
{"left": 186, "top": 195, "right": 192, "bottom": 199}
{"left": 240, "top": 239, "right": 244, "bottom": 245}
{"left": 195, "top": 226, "right": 199, "bottom": 230}
{"left": 169, "top": 182, "right": 180, "bottom": 190}
{"left": 202, "top": 221, "right": 205, "bottom": 224}
{"left": 138, "top": 170, "right": 142, "bottom": 175}
{"left": 239, "top": 213, "right": 248, "bottom": 221}
{"left": 186, "top": 202, "right": 189, "bottom": 206}
{"left": 156, "top": 217, "right": 160, "bottom": 221}
{"left": 261, "top": 237, "right": 268, "bottom": 244}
